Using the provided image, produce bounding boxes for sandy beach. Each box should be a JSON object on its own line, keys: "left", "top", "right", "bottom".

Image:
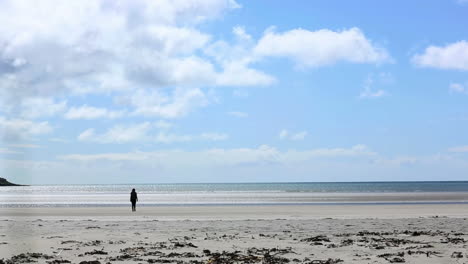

{"left": 1, "top": 204, "right": 468, "bottom": 263}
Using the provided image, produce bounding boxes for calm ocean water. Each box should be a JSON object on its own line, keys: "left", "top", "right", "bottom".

{"left": 2, "top": 182, "right": 468, "bottom": 207}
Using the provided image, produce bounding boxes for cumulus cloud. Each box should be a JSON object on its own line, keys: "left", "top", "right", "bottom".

{"left": 254, "top": 27, "right": 390, "bottom": 68}
{"left": 359, "top": 74, "right": 388, "bottom": 99}
{"left": 279, "top": 129, "right": 308, "bottom": 141}
{"left": 156, "top": 132, "right": 229, "bottom": 143}
{"left": 78, "top": 123, "right": 152, "bottom": 143}
{"left": 0, "top": 0, "right": 257, "bottom": 119}
{"left": 0, "top": 0, "right": 393, "bottom": 124}
{"left": 77, "top": 122, "right": 228, "bottom": 144}
{"left": 0, "top": 0, "right": 264, "bottom": 102}
{"left": 449, "top": 82, "right": 468, "bottom": 94}
{"left": 64, "top": 105, "right": 125, "bottom": 120}
{"left": 116, "top": 88, "right": 209, "bottom": 119}
{"left": 412, "top": 41, "right": 468, "bottom": 71}
{"left": 18, "top": 97, "right": 67, "bottom": 119}
{"left": 0, "top": 117, "right": 52, "bottom": 141}
{"left": 290, "top": 131, "right": 308, "bottom": 141}
{"left": 154, "top": 120, "right": 173, "bottom": 129}
{"left": 0, "top": 97, "right": 67, "bottom": 119}
{"left": 215, "top": 61, "right": 276, "bottom": 86}
{"left": 154, "top": 132, "right": 193, "bottom": 144}
{"left": 153, "top": 132, "right": 228, "bottom": 143}
{"left": 205, "top": 26, "right": 276, "bottom": 87}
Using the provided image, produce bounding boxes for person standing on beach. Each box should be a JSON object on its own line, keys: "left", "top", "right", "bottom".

{"left": 130, "top": 188, "right": 138, "bottom": 212}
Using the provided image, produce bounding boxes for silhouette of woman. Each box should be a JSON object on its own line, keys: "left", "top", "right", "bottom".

{"left": 130, "top": 188, "right": 138, "bottom": 212}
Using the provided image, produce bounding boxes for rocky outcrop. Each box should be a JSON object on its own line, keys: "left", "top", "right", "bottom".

{"left": 0, "top": 177, "right": 23, "bottom": 186}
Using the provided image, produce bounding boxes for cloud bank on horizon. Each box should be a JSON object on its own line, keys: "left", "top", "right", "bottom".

{"left": 1, "top": 0, "right": 468, "bottom": 183}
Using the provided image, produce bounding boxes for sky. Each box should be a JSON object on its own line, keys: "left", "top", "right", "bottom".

{"left": 1, "top": 0, "right": 468, "bottom": 184}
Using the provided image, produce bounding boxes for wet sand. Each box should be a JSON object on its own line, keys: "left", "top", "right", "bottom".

{"left": 1, "top": 203, "right": 468, "bottom": 219}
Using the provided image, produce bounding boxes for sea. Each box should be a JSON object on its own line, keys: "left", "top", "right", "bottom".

{"left": 2, "top": 181, "right": 468, "bottom": 208}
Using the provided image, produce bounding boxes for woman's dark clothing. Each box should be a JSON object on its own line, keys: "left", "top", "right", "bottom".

{"left": 130, "top": 191, "right": 138, "bottom": 212}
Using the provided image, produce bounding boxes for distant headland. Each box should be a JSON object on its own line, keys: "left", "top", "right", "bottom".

{"left": 0, "top": 177, "right": 24, "bottom": 186}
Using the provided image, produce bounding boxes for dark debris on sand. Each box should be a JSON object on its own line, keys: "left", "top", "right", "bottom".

{"left": 0, "top": 252, "right": 53, "bottom": 263}
{"left": 79, "top": 261, "right": 102, "bottom": 264}
{"left": 305, "top": 259, "right": 343, "bottom": 264}
{"left": 47, "top": 260, "right": 72, "bottom": 264}
{"left": 204, "top": 248, "right": 291, "bottom": 264}
{"left": 3, "top": 224, "right": 468, "bottom": 264}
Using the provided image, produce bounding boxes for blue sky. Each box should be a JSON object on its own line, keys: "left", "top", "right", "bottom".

{"left": 1, "top": 0, "right": 468, "bottom": 184}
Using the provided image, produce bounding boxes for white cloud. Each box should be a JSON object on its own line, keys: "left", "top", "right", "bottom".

{"left": 78, "top": 122, "right": 228, "bottom": 144}
{"left": 254, "top": 27, "right": 390, "bottom": 68}
{"left": 0, "top": 148, "right": 21, "bottom": 154}
{"left": 78, "top": 123, "right": 152, "bottom": 143}
{"left": 205, "top": 26, "right": 276, "bottom": 87}
{"left": 232, "top": 26, "right": 252, "bottom": 42}
{"left": 290, "top": 131, "right": 308, "bottom": 141}
{"left": 412, "top": 41, "right": 468, "bottom": 71}
{"left": 155, "top": 132, "right": 229, "bottom": 143}
{"left": 18, "top": 97, "right": 67, "bottom": 119}
{"left": 58, "top": 144, "right": 375, "bottom": 166}
{"left": 360, "top": 89, "right": 386, "bottom": 98}
{"left": 77, "top": 128, "right": 97, "bottom": 142}
{"left": 59, "top": 152, "right": 151, "bottom": 162}
{"left": 87, "top": 126, "right": 141, "bottom": 144}
{"left": 154, "top": 132, "right": 193, "bottom": 144}
{"left": 0, "top": 117, "right": 52, "bottom": 141}
{"left": 448, "top": 146, "right": 468, "bottom": 153}
{"left": 216, "top": 61, "right": 276, "bottom": 86}
{"left": 0, "top": 0, "right": 253, "bottom": 113}
{"left": 359, "top": 74, "right": 388, "bottom": 99}
{"left": 64, "top": 105, "right": 125, "bottom": 120}
{"left": 449, "top": 82, "right": 468, "bottom": 94}
{"left": 0, "top": 96, "right": 67, "bottom": 119}
{"left": 154, "top": 120, "right": 173, "bottom": 129}
{"left": 8, "top": 143, "right": 41, "bottom": 148}
{"left": 228, "top": 111, "right": 248, "bottom": 118}
{"left": 275, "top": 145, "right": 377, "bottom": 165}
{"left": 119, "top": 88, "right": 209, "bottom": 119}
{"left": 0, "top": 1, "right": 394, "bottom": 127}
{"left": 200, "top": 133, "right": 229, "bottom": 141}
{"left": 279, "top": 129, "right": 308, "bottom": 141}
{"left": 142, "top": 26, "right": 211, "bottom": 56}
{"left": 0, "top": 0, "right": 261, "bottom": 104}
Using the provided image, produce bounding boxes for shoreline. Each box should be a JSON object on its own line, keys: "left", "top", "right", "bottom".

{"left": 2, "top": 204, "right": 468, "bottom": 220}
{"left": 3, "top": 191, "right": 468, "bottom": 207}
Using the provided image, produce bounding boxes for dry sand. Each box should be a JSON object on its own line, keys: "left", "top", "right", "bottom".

{"left": 1, "top": 204, "right": 468, "bottom": 263}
